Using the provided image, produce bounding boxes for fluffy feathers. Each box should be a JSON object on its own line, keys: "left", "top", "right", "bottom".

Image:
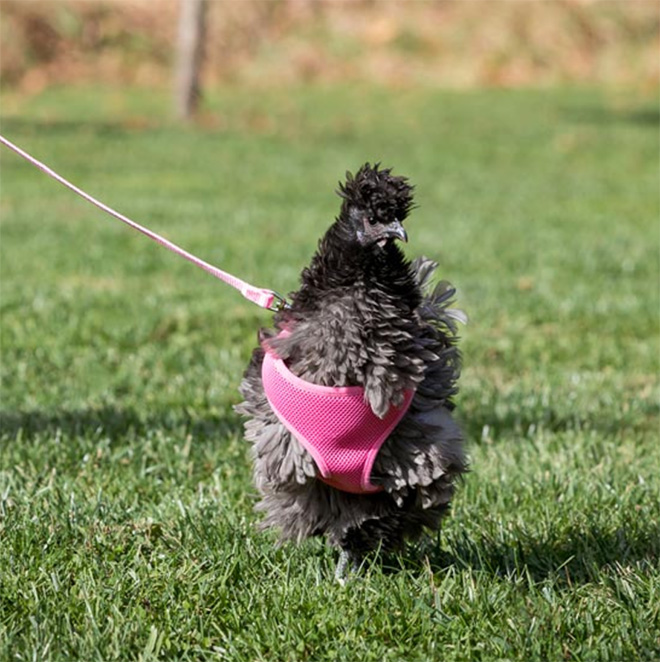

{"left": 236, "top": 163, "right": 466, "bottom": 569}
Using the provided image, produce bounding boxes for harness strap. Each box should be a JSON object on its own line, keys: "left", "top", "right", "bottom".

{"left": 262, "top": 340, "right": 415, "bottom": 494}
{"left": 0, "top": 134, "right": 288, "bottom": 312}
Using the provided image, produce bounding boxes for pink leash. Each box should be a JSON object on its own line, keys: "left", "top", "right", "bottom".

{"left": 0, "top": 134, "right": 288, "bottom": 312}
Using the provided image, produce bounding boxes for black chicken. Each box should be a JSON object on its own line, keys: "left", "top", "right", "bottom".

{"left": 236, "top": 163, "right": 466, "bottom": 580}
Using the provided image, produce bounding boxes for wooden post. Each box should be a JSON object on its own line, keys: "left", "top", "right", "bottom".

{"left": 174, "top": 0, "right": 207, "bottom": 121}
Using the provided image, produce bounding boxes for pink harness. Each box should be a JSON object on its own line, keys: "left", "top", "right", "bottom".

{"left": 262, "top": 345, "right": 414, "bottom": 494}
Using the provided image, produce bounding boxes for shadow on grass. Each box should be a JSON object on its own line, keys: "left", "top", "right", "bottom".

{"left": 563, "top": 104, "right": 660, "bottom": 128}
{"left": 0, "top": 405, "right": 243, "bottom": 445}
{"left": 460, "top": 410, "right": 596, "bottom": 445}
{"left": 0, "top": 117, "right": 169, "bottom": 138}
{"left": 401, "top": 521, "right": 660, "bottom": 586}
{"left": 4, "top": 407, "right": 656, "bottom": 589}
{"left": 459, "top": 395, "right": 658, "bottom": 443}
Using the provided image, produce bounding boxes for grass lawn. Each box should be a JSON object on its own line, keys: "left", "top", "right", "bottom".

{"left": 0, "top": 84, "right": 658, "bottom": 661}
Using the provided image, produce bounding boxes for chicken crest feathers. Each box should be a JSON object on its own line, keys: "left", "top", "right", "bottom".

{"left": 337, "top": 162, "right": 415, "bottom": 223}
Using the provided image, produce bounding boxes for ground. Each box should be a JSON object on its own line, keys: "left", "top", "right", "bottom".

{"left": 0, "top": 84, "right": 658, "bottom": 661}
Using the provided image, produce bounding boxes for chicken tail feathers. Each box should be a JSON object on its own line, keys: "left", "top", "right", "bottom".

{"left": 411, "top": 256, "right": 468, "bottom": 333}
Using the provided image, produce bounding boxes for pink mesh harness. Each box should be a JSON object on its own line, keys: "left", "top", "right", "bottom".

{"left": 262, "top": 344, "right": 415, "bottom": 494}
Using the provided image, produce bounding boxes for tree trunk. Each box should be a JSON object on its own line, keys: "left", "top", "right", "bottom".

{"left": 174, "top": 0, "right": 207, "bottom": 121}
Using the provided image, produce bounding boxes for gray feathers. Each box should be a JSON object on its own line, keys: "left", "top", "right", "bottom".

{"left": 236, "top": 163, "right": 466, "bottom": 563}
{"left": 236, "top": 255, "right": 467, "bottom": 556}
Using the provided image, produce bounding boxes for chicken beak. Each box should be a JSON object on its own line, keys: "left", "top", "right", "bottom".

{"left": 385, "top": 220, "right": 408, "bottom": 243}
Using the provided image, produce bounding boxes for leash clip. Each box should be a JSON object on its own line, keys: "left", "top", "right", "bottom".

{"left": 269, "top": 291, "right": 291, "bottom": 312}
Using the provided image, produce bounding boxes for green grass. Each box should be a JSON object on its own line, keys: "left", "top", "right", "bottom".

{"left": 1, "top": 84, "right": 658, "bottom": 661}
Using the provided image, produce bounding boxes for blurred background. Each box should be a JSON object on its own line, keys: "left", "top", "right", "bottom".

{"left": 0, "top": 0, "right": 658, "bottom": 408}
{"left": 0, "top": 1, "right": 658, "bottom": 414}
{"left": 1, "top": 0, "right": 658, "bottom": 115}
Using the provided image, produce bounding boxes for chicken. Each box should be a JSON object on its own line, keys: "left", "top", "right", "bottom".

{"left": 236, "top": 163, "right": 467, "bottom": 579}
